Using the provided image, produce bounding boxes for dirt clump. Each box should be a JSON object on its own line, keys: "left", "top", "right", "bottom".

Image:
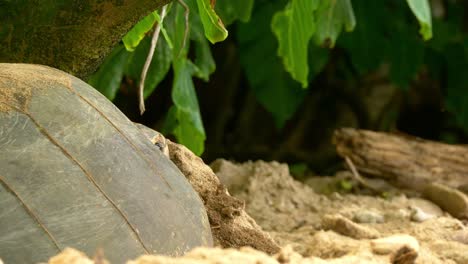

{"left": 167, "top": 141, "right": 280, "bottom": 254}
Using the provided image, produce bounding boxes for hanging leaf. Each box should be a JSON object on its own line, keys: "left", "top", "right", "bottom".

{"left": 314, "top": 0, "right": 356, "bottom": 48}
{"left": 189, "top": 4, "right": 216, "bottom": 81}
{"left": 192, "top": 38, "right": 216, "bottom": 81}
{"left": 88, "top": 45, "right": 129, "bottom": 100}
{"left": 166, "top": 2, "right": 190, "bottom": 58}
{"left": 271, "top": 0, "right": 320, "bottom": 88}
{"left": 406, "top": 0, "right": 432, "bottom": 40}
{"left": 239, "top": 2, "right": 311, "bottom": 128}
{"left": 171, "top": 58, "right": 206, "bottom": 155}
{"left": 195, "top": 0, "right": 229, "bottom": 43}
{"left": 387, "top": 22, "right": 424, "bottom": 88}
{"left": 338, "top": 0, "right": 387, "bottom": 73}
{"left": 215, "top": 0, "right": 254, "bottom": 25}
{"left": 123, "top": 11, "right": 160, "bottom": 51}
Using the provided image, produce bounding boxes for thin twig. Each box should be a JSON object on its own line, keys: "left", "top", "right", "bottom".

{"left": 139, "top": 5, "right": 168, "bottom": 115}
{"left": 177, "top": 0, "right": 190, "bottom": 58}
{"left": 345, "top": 156, "right": 381, "bottom": 193}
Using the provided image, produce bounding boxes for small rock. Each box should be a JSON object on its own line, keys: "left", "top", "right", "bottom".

{"left": 390, "top": 245, "right": 418, "bottom": 264}
{"left": 322, "top": 214, "right": 380, "bottom": 239}
{"left": 423, "top": 183, "right": 468, "bottom": 219}
{"left": 353, "top": 210, "right": 385, "bottom": 224}
{"left": 408, "top": 198, "right": 443, "bottom": 223}
{"left": 371, "top": 234, "right": 419, "bottom": 255}
{"left": 409, "top": 206, "right": 436, "bottom": 222}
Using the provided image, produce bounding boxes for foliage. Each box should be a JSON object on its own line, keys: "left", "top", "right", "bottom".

{"left": 89, "top": 0, "right": 227, "bottom": 155}
{"left": 90, "top": 0, "right": 468, "bottom": 154}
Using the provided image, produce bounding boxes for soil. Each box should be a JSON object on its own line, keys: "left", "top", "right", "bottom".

{"left": 39, "top": 149, "right": 468, "bottom": 263}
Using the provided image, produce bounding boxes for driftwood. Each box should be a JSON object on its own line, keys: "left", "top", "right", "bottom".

{"left": 333, "top": 128, "right": 468, "bottom": 191}
{"left": 333, "top": 128, "right": 468, "bottom": 218}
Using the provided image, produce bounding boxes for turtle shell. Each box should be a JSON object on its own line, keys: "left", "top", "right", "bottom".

{"left": 0, "top": 64, "right": 212, "bottom": 263}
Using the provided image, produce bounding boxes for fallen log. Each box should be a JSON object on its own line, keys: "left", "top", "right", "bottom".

{"left": 333, "top": 128, "right": 468, "bottom": 219}
{"left": 333, "top": 128, "right": 468, "bottom": 192}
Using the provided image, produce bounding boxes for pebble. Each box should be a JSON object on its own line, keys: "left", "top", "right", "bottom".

{"left": 371, "top": 234, "right": 420, "bottom": 255}
{"left": 423, "top": 183, "right": 468, "bottom": 219}
{"left": 410, "top": 206, "right": 436, "bottom": 222}
{"left": 353, "top": 210, "right": 385, "bottom": 224}
{"left": 322, "top": 214, "right": 380, "bottom": 239}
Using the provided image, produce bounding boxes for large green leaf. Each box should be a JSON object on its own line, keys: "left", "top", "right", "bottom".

{"left": 124, "top": 36, "right": 172, "bottom": 98}
{"left": 188, "top": 2, "right": 216, "bottom": 81}
{"left": 338, "top": 0, "right": 387, "bottom": 73}
{"left": 192, "top": 38, "right": 215, "bottom": 81}
{"left": 88, "top": 45, "right": 129, "bottom": 100}
{"left": 383, "top": 2, "right": 424, "bottom": 88}
{"left": 387, "top": 22, "right": 424, "bottom": 88}
{"left": 406, "top": 0, "right": 432, "bottom": 40}
{"left": 314, "top": 0, "right": 356, "bottom": 47}
{"left": 195, "top": 0, "right": 228, "bottom": 43}
{"left": 215, "top": 0, "right": 254, "bottom": 25}
{"left": 239, "top": 1, "right": 313, "bottom": 128}
{"left": 271, "top": 0, "right": 320, "bottom": 88}
{"left": 166, "top": 2, "right": 190, "bottom": 58}
{"left": 123, "top": 11, "right": 160, "bottom": 51}
{"left": 171, "top": 58, "right": 206, "bottom": 155}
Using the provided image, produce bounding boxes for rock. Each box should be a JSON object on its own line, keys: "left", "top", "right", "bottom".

{"left": 322, "top": 214, "right": 380, "bottom": 239}
{"left": 352, "top": 210, "right": 385, "bottom": 224}
{"left": 423, "top": 183, "right": 468, "bottom": 219}
{"left": 389, "top": 246, "right": 418, "bottom": 264}
{"left": 408, "top": 198, "right": 443, "bottom": 222}
{"left": 371, "top": 234, "right": 419, "bottom": 255}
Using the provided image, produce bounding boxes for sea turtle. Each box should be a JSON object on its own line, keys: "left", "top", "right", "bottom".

{"left": 0, "top": 63, "right": 212, "bottom": 263}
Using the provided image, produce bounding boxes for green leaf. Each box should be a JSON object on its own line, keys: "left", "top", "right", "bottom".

{"left": 123, "top": 11, "right": 159, "bottom": 51}
{"left": 272, "top": 0, "right": 320, "bottom": 88}
{"left": 314, "top": 0, "right": 356, "bottom": 48}
{"left": 171, "top": 58, "right": 206, "bottom": 155}
{"left": 338, "top": 0, "right": 386, "bottom": 73}
{"left": 387, "top": 24, "right": 424, "bottom": 88}
{"left": 195, "top": 0, "right": 228, "bottom": 43}
{"left": 166, "top": 2, "right": 190, "bottom": 58}
{"left": 215, "top": 0, "right": 254, "bottom": 25}
{"left": 384, "top": 4, "right": 425, "bottom": 88}
{"left": 192, "top": 38, "right": 215, "bottom": 81}
{"left": 239, "top": 1, "right": 312, "bottom": 127}
{"left": 187, "top": 3, "right": 216, "bottom": 81}
{"left": 406, "top": 0, "right": 432, "bottom": 40}
{"left": 124, "top": 36, "right": 172, "bottom": 98}
{"left": 88, "top": 45, "right": 129, "bottom": 100}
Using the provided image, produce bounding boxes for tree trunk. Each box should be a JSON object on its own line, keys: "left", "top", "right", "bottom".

{"left": 0, "top": 0, "right": 170, "bottom": 79}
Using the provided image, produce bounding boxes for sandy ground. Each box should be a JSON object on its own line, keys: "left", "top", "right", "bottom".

{"left": 35, "top": 154, "right": 468, "bottom": 263}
